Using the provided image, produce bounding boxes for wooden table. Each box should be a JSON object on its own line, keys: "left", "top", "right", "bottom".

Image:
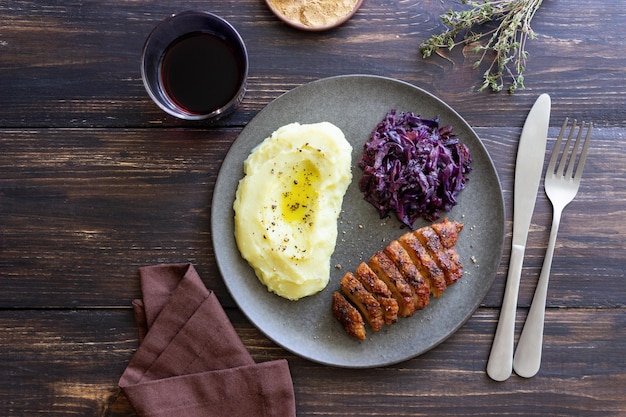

{"left": 2, "top": 1, "right": 625, "bottom": 415}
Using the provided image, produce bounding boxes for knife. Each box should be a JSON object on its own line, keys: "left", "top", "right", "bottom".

{"left": 486, "top": 93, "right": 551, "bottom": 381}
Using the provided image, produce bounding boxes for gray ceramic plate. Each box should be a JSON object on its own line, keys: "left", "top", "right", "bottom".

{"left": 212, "top": 75, "right": 505, "bottom": 368}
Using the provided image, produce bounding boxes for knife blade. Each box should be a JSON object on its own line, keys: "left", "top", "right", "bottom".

{"left": 486, "top": 93, "right": 551, "bottom": 381}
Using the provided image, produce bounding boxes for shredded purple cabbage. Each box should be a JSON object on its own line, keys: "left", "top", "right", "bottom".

{"left": 358, "top": 109, "right": 472, "bottom": 228}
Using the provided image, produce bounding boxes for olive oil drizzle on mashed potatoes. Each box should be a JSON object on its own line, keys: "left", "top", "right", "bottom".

{"left": 234, "top": 122, "right": 352, "bottom": 300}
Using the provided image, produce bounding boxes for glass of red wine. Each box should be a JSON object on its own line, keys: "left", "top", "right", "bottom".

{"left": 141, "top": 11, "right": 248, "bottom": 121}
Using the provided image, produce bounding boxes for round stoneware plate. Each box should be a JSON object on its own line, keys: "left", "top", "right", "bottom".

{"left": 212, "top": 75, "right": 505, "bottom": 368}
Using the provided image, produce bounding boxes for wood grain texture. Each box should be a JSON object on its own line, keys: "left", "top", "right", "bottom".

{"left": 0, "top": 308, "right": 624, "bottom": 416}
{"left": 0, "top": 0, "right": 625, "bottom": 128}
{"left": 1, "top": 128, "right": 234, "bottom": 307}
{"left": 1, "top": 0, "right": 625, "bottom": 416}
{"left": 2, "top": 127, "right": 624, "bottom": 308}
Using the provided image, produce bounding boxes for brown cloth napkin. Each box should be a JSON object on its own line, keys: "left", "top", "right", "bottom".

{"left": 119, "top": 263, "right": 296, "bottom": 417}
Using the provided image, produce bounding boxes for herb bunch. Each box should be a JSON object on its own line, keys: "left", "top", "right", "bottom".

{"left": 420, "top": 0, "right": 544, "bottom": 93}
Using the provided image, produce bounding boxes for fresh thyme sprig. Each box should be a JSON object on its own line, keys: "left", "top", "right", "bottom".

{"left": 420, "top": 0, "right": 544, "bottom": 93}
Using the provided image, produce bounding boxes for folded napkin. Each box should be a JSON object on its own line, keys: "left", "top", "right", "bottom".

{"left": 119, "top": 263, "right": 296, "bottom": 417}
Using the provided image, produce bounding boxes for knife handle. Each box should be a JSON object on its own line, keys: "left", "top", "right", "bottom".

{"left": 487, "top": 244, "right": 525, "bottom": 381}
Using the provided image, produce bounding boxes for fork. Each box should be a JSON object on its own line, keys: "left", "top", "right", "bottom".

{"left": 513, "top": 118, "right": 593, "bottom": 378}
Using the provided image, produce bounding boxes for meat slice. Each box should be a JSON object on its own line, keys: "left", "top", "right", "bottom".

{"left": 368, "top": 251, "right": 416, "bottom": 317}
{"left": 414, "top": 226, "right": 463, "bottom": 285}
{"left": 340, "top": 272, "right": 385, "bottom": 332}
{"left": 398, "top": 231, "right": 447, "bottom": 298}
{"left": 332, "top": 292, "right": 366, "bottom": 340}
{"left": 431, "top": 218, "right": 464, "bottom": 248}
{"left": 443, "top": 247, "right": 463, "bottom": 282}
{"left": 354, "top": 262, "right": 399, "bottom": 325}
{"left": 384, "top": 240, "right": 430, "bottom": 310}
{"left": 331, "top": 218, "right": 465, "bottom": 340}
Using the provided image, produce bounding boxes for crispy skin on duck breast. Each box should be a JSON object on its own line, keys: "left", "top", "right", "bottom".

{"left": 332, "top": 218, "right": 464, "bottom": 339}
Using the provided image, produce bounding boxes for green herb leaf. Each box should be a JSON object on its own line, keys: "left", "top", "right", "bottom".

{"left": 420, "top": 0, "right": 544, "bottom": 93}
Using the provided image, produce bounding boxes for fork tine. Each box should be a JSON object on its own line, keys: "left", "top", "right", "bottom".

{"left": 549, "top": 118, "right": 569, "bottom": 173}
{"left": 573, "top": 122, "right": 593, "bottom": 180}
{"left": 556, "top": 119, "right": 577, "bottom": 177}
{"left": 565, "top": 121, "right": 586, "bottom": 179}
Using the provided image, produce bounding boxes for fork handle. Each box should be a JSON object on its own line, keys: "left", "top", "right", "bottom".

{"left": 513, "top": 207, "right": 563, "bottom": 378}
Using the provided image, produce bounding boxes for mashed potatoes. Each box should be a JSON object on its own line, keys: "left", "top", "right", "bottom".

{"left": 234, "top": 122, "right": 352, "bottom": 300}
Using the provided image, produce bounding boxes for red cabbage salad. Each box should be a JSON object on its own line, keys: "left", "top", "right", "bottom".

{"left": 358, "top": 109, "right": 472, "bottom": 228}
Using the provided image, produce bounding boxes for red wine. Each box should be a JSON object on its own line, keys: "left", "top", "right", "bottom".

{"left": 160, "top": 32, "right": 244, "bottom": 115}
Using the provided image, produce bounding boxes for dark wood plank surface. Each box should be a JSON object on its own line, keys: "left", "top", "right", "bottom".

{"left": 1, "top": 0, "right": 625, "bottom": 416}
{"left": 1, "top": 0, "right": 625, "bottom": 128}
{"left": 2, "top": 308, "right": 625, "bottom": 416}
